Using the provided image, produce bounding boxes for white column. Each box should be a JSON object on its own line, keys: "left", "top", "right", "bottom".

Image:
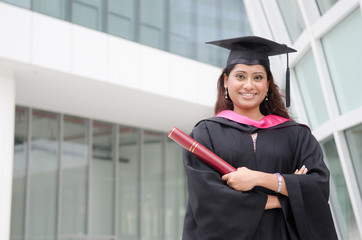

{"left": 0, "top": 69, "right": 15, "bottom": 240}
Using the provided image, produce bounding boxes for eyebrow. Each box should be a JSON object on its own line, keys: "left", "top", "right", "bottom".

{"left": 234, "top": 70, "right": 265, "bottom": 75}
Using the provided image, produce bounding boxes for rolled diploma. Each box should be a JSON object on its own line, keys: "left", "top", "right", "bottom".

{"left": 168, "top": 127, "right": 236, "bottom": 175}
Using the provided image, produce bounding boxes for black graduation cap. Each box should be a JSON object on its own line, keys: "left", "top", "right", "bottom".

{"left": 206, "top": 36, "right": 297, "bottom": 107}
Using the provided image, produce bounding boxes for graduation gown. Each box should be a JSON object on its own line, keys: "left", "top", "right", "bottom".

{"left": 182, "top": 110, "right": 338, "bottom": 240}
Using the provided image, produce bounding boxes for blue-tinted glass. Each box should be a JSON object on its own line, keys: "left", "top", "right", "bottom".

{"left": 1, "top": 0, "right": 30, "bottom": 8}
{"left": 321, "top": 9, "right": 362, "bottom": 114}
{"left": 72, "top": 0, "right": 107, "bottom": 31}
{"left": 28, "top": 110, "right": 59, "bottom": 240}
{"left": 276, "top": 0, "right": 305, "bottom": 42}
{"left": 321, "top": 138, "right": 360, "bottom": 239}
{"left": 90, "top": 121, "right": 115, "bottom": 235}
{"left": 140, "top": 0, "right": 167, "bottom": 50}
{"left": 197, "top": 0, "right": 221, "bottom": 66}
{"left": 345, "top": 124, "right": 362, "bottom": 197}
{"left": 118, "top": 126, "right": 140, "bottom": 239}
{"left": 61, "top": 115, "right": 88, "bottom": 235}
{"left": 295, "top": 50, "right": 329, "bottom": 129}
{"left": 169, "top": 0, "right": 196, "bottom": 59}
{"left": 32, "top": 0, "right": 70, "bottom": 20}
{"left": 315, "top": 0, "right": 339, "bottom": 15}
{"left": 108, "top": 0, "right": 137, "bottom": 41}
{"left": 11, "top": 107, "right": 28, "bottom": 240}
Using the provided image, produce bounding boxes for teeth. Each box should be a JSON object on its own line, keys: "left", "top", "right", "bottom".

{"left": 241, "top": 93, "right": 255, "bottom": 96}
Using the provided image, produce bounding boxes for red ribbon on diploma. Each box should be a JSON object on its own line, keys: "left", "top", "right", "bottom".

{"left": 168, "top": 127, "right": 236, "bottom": 175}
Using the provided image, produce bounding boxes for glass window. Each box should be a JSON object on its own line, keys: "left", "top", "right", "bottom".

{"left": 1, "top": 0, "right": 30, "bottom": 8}
{"left": 90, "top": 121, "right": 115, "bottom": 235}
{"left": 118, "top": 126, "right": 140, "bottom": 239}
{"left": 32, "top": 0, "right": 70, "bottom": 20}
{"left": 139, "top": 0, "right": 167, "bottom": 50}
{"left": 142, "top": 131, "right": 164, "bottom": 240}
{"left": 315, "top": 0, "right": 339, "bottom": 15}
{"left": 165, "top": 139, "right": 186, "bottom": 240}
{"left": 28, "top": 110, "right": 59, "bottom": 240}
{"left": 321, "top": 138, "right": 360, "bottom": 239}
{"left": 345, "top": 124, "right": 362, "bottom": 197}
{"left": 72, "top": 0, "right": 107, "bottom": 31}
{"left": 108, "top": 0, "right": 138, "bottom": 41}
{"left": 169, "top": 0, "right": 196, "bottom": 59}
{"left": 321, "top": 9, "right": 362, "bottom": 114}
{"left": 11, "top": 107, "right": 28, "bottom": 240}
{"left": 294, "top": 50, "right": 329, "bottom": 129}
{"left": 197, "top": 0, "right": 221, "bottom": 66}
{"left": 61, "top": 115, "right": 88, "bottom": 235}
{"left": 276, "top": 0, "right": 305, "bottom": 42}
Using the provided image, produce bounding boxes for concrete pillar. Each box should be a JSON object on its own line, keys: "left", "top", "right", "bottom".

{"left": 0, "top": 69, "right": 15, "bottom": 240}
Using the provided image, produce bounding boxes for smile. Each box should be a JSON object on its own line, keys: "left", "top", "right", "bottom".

{"left": 239, "top": 93, "right": 257, "bottom": 99}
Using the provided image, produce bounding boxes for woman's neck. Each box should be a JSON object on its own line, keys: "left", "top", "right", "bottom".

{"left": 233, "top": 109, "right": 264, "bottom": 121}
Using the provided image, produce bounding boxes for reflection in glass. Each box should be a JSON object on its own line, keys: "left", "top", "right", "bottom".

{"left": 72, "top": 0, "right": 107, "bottom": 31}
{"left": 142, "top": 131, "right": 163, "bottom": 240}
{"left": 32, "top": 0, "right": 70, "bottom": 20}
{"left": 28, "top": 110, "right": 59, "bottom": 240}
{"left": 118, "top": 126, "right": 140, "bottom": 239}
{"left": 321, "top": 138, "right": 360, "bottom": 239}
{"left": 90, "top": 121, "right": 115, "bottom": 235}
{"left": 276, "top": 0, "right": 305, "bottom": 42}
{"left": 294, "top": 50, "right": 329, "bottom": 129}
{"left": 140, "top": 0, "right": 166, "bottom": 49}
{"left": 321, "top": 9, "right": 362, "bottom": 114}
{"left": 345, "top": 124, "right": 362, "bottom": 197}
{"left": 61, "top": 115, "right": 88, "bottom": 235}
{"left": 108, "top": 0, "right": 137, "bottom": 41}
{"left": 165, "top": 139, "right": 186, "bottom": 240}
{"left": 315, "top": 0, "right": 339, "bottom": 15}
{"left": 169, "top": 0, "right": 196, "bottom": 59}
{"left": 1, "top": 0, "right": 30, "bottom": 8}
{"left": 11, "top": 107, "right": 28, "bottom": 240}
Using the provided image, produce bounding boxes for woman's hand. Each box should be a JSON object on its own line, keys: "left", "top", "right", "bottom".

{"left": 222, "top": 167, "right": 259, "bottom": 191}
{"left": 294, "top": 165, "right": 308, "bottom": 174}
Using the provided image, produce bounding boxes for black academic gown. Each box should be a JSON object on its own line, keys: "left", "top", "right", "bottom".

{"left": 182, "top": 116, "right": 338, "bottom": 240}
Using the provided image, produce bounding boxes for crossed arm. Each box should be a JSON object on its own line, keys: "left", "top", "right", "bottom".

{"left": 222, "top": 165, "right": 308, "bottom": 209}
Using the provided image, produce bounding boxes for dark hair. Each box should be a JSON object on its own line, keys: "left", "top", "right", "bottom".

{"left": 214, "top": 64, "right": 291, "bottom": 119}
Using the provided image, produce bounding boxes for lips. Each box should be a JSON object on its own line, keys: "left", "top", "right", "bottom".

{"left": 239, "top": 93, "right": 257, "bottom": 99}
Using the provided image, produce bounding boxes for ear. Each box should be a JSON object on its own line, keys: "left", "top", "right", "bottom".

{"left": 223, "top": 73, "right": 228, "bottom": 88}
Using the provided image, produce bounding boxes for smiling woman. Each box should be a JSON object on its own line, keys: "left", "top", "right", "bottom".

{"left": 181, "top": 36, "right": 338, "bottom": 240}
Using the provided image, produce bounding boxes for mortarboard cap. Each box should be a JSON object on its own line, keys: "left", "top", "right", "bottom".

{"left": 206, "top": 36, "right": 297, "bottom": 107}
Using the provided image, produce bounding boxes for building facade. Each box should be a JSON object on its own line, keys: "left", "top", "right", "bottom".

{"left": 1, "top": 0, "right": 361, "bottom": 240}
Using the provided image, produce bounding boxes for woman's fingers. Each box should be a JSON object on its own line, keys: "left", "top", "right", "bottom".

{"left": 294, "top": 165, "right": 308, "bottom": 174}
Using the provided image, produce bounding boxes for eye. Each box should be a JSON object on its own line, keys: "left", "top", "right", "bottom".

{"left": 236, "top": 74, "right": 245, "bottom": 79}
{"left": 254, "top": 75, "right": 263, "bottom": 81}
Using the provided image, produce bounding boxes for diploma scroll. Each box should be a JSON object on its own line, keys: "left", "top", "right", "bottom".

{"left": 168, "top": 127, "right": 236, "bottom": 175}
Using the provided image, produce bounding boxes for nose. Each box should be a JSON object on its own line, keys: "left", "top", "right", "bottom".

{"left": 243, "top": 78, "right": 253, "bottom": 90}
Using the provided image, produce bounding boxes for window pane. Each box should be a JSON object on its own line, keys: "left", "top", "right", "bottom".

{"left": 321, "top": 9, "right": 362, "bottom": 114}
{"left": 295, "top": 50, "right": 329, "bottom": 129}
{"left": 118, "top": 126, "right": 140, "bottom": 239}
{"left": 276, "top": 0, "right": 305, "bottom": 42}
{"left": 61, "top": 115, "right": 88, "bottom": 235}
{"left": 1, "top": 0, "right": 30, "bottom": 8}
{"left": 169, "top": 0, "right": 196, "bottom": 59}
{"left": 142, "top": 131, "right": 163, "bottom": 240}
{"left": 28, "top": 110, "right": 59, "bottom": 240}
{"left": 315, "top": 0, "right": 339, "bottom": 15}
{"left": 108, "top": 0, "right": 137, "bottom": 41}
{"left": 321, "top": 138, "right": 360, "bottom": 239}
{"left": 197, "top": 0, "right": 221, "bottom": 66}
{"left": 345, "top": 124, "right": 362, "bottom": 197}
{"left": 72, "top": 0, "right": 107, "bottom": 31}
{"left": 11, "top": 107, "right": 28, "bottom": 240}
{"left": 32, "top": 0, "right": 70, "bottom": 20}
{"left": 90, "top": 121, "right": 115, "bottom": 235}
{"left": 165, "top": 139, "right": 186, "bottom": 240}
{"left": 139, "top": 0, "right": 166, "bottom": 50}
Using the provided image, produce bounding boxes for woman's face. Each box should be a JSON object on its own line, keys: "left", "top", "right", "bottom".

{"left": 224, "top": 64, "right": 269, "bottom": 116}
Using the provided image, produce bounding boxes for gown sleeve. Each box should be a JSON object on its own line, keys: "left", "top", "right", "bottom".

{"left": 281, "top": 126, "right": 338, "bottom": 240}
{"left": 182, "top": 121, "right": 268, "bottom": 240}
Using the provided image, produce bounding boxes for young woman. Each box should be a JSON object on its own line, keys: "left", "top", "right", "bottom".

{"left": 182, "top": 36, "right": 338, "bottom": 240}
